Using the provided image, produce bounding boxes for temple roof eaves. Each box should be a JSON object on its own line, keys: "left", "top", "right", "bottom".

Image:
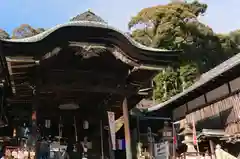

{"left": 0, "top": 21, "right": 180, "bottom": 68}
{"left": 147, "top": 52, "right": 240, "bottom": 113}
{"left": 0, "top": 21, "right": 173, "bottom": 53}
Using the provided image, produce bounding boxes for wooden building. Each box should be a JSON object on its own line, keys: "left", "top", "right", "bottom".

{"left": 147, "top": 52, "right": 240, "bottom": 156}
{"left": 0, "top": 11, "right": 180, "bottom": 158}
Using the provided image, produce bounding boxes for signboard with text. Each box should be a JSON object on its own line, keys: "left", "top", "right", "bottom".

{"left": 154, "top": 141, "right": 169, "bottom": 159}
{"left": 107, "top": 111, "right": 116, "bottom": 150}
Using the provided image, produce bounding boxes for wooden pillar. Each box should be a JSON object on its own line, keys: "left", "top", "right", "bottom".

{"left": 108, "top": 130, "right": 115, "bottom": 159}
{"left": 32, "top": 88, "right": 38, "bottom": 148}
{"left": 209, "top": 140, "right": 215, "bottom": 159}
{"left": 100, "top": 120, "right": 104, "bottom": 159}
{"left": 32, "top": 64, "right": 40, "bottom": 157}
{"left": 122, "top": 97, "right": 132, "bottom": 159}
{"left": 136, "top": 116, "right": 140, "bottom": 142}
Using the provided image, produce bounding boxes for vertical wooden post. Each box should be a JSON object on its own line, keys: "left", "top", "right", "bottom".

{"left": 136, "top": 116, "right": 140, "bottom": 142}
{"left": 122, "top": 97, "right": 132, "bottom": 159}
{"left": 73, "top": 116, "right": 78, "bottom": 142}
{"left": 108, "top": 129, "right": 115, "bottom": 159}
{"left": 172, "top": 123, "right": 176, "bottom": 159}
{"left": 209, "top": 140, "right": 215, "bottom": 159}
{"left": 32, "top": 64, "right": 40, "bottom": 157}
{"left": 32, "top": 88, "right": 38, "bottom": 159}
{"left": 100, "top": 120, "right": 104, "bottom": 159}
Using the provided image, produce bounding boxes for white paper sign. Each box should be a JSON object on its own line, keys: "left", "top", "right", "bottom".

{"left": 154, "top": 141, "right": 169, "bottom": 159}
{"left": 107, "top": 111, "right": 116, "bottom": 150}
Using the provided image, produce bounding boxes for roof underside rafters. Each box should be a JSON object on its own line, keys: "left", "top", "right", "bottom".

{"left": 0, "top": 21, "right": 180, "bottom": 113}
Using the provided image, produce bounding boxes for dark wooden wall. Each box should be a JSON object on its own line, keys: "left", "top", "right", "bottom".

{"left": 173, "top": 75, "right": 240, "bottom": 134}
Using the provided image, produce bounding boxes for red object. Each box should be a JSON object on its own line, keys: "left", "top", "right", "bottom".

{"left": 173, "top": 135, "right": 177, "bottom": 145}
{"left": 172, "top": 124, "right": 177, "bottom": 145}
{"left": 192, "top": 117, "right": 197, "bottom": 145}
{"left": 32, "top": 111, "right": 36, "bottom": 120}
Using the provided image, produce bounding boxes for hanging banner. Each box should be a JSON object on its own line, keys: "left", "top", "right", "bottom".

{"left": 107, "top": 111, "right": 116, "bottom": 150}
{"left": 154, "top": 141, "right": 169, "bottom": 159}
{"left": 115, "top": 116, "right": 124, "bottom": 133}
{"left": 172, "top": 123, "right": 178, "bottom": 146}
{"left": 147, "top": 127, "right": 153, "bottom": 143}
{"left": 192, "top": 116, "right": 197, "bottom": 145}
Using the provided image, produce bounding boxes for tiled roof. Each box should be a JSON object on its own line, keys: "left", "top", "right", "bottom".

{"left": 70, "top": 10, "right": 106, "bottom": 23}
{"left": 147, "top": 52, "right": 240, "bottom": 112}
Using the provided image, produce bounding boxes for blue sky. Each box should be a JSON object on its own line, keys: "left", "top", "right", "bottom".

{"left": 0, "top": 0, "right": 239, "bottom": 34}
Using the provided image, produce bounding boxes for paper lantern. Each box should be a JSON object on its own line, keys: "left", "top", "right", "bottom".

{"left": 83, "top": 120, "right": 89, "bottom": 130}
{"left": 23, "top": 150, "right": 28, "bottom": 157}
{"left": 30, "top": 151, "right": 35, "bottom": 158}
{"left": 13, "top": 128, "right": 16, "bottom": 137}
{"left": 45, "top": 119, "right": 51, "bottom": 128}
{"left": 12, "top": 150, "right": 17, "bottom": 158}
{"left": 18, "top": 150, "right": 24, "bottom": 159}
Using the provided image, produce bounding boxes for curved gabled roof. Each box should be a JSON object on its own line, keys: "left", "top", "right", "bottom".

{"left": 1, "top": 21, "right": 180, "bottom": 67}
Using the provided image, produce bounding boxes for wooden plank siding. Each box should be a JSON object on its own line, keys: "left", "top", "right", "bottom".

{"left": 173, "top": 104, "right": 187, "bottom": 121}
{"left": 173, "top": 76, "right": 240, "bottom": 134}
{"left": 205, "top": 84, "right": 229, "bottom": 103}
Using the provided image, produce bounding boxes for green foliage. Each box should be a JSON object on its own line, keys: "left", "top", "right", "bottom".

{"left": 35, "top": 28, "right": 46, "bottom": 34}
{"left": 179, "top": 62, "right": 198, "bottom": 90}
{"left": 0, "top": 29, "right": 10, "bottom": 39}
{"left": 153, "top": 67, "right": 181, "bottom": 102}
{"left": 0, "top": 26, "right": 45, "bottom": 40}
{"left": 229, "top": 29, "right": 240, "bottom": 45}
{"left": 129, "top": 0, "right": 240, "bottom": 102}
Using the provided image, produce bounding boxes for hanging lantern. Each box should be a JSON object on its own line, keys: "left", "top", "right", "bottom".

{"left": 12, "top": 150, "right": 17, "bottom": 158}
{"left": 32, "top": 111, "right": 36, "bottom": 120}
{"left": 45, "top": 119, "right": 51, "bottom": 128}
{"left": 23, "top": 150, "right": 28, "bottom": 157}
{"left": 83, "top": 120, "right": 89, "bottom": 130}
{"left": 13, "top": 128, "right": 16, "bottom": 137}
{"left": 30, "top": 151, "right": 35, "bottom": 159}
{"left": 18, "top": 150, "right": 24, "bottom": 159}
{"left": 0, "top": 116, "right": 8, "bottom": 128}
{"left": 161, "top": 121, "right": 172, "bottom": 139}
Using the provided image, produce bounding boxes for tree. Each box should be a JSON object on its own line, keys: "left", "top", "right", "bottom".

{"left": 0, "top": 29, "right": 10, "bottom": 39}
{"left": 217, "top": 34, "right": 239, "bottom": 57}
{"left": 12, "top": 24, "right": 44, "bottom": 39}
{"left": 153, "top": 67, "right": 180, "bottom": 101}
{"left": 35, "top": 28, "right": 46, "bottom": 34}
{"left": 228, "top": 29, "right": 240, "bottom": 47}
{"left": 129, "top": 1, "right": 239, "bottom": 102}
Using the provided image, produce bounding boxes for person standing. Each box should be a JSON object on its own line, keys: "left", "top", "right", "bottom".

{"left": 56, "top": 148, "right": 69, "bottom": 159}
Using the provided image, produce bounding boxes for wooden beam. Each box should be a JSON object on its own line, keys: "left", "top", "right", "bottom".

{"left": 44, "top": 69, "right": 128, "bottom": 81}
{"left": 7, "top": 61, "right": 16, "bottom": 94}
{"left": 7, "top": 99, "right": 32, "bottom": 103}
{"left": 6, "top": 57, "right": 35, "bottom": 63}
{"left": 38, "top": 84, "right": 136, "bottom": 95}
{"left": 11, "top": 72, "right": 29, "bottom": 75}
{"left": 11, "top": 64, "right": 36, "bottom": 69}
{"left": 122, "top": 98, "right": 132, "bottom": 159}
